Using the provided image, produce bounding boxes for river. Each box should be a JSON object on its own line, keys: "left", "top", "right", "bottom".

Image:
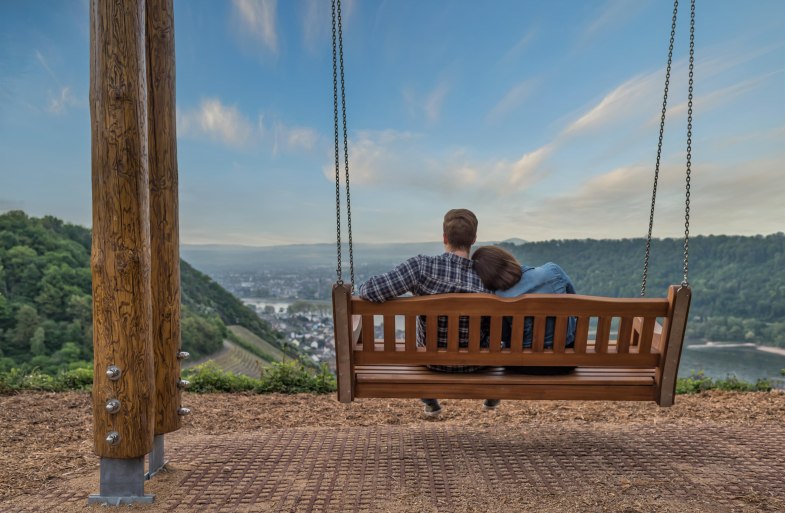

{"left": 679, "top": 340, "right": 785, "bottom": 384}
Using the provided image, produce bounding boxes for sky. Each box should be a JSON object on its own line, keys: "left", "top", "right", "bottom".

{"left": 1, "top": 0, "right": 783, "bottom": 246}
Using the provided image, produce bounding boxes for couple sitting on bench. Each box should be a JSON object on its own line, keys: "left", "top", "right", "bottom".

{"left": 357, "top": 208, "right": 577, "bottom": 417}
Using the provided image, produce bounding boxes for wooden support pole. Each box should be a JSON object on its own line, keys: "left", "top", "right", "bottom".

{"left": 90, "top": 0, "right": 155, "bottom": 459}
{"left": 146, "top": 0, "right": 182, "bottom": 436}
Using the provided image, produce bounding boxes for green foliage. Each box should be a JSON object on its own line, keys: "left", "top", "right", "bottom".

{"left": 182, "top": 361, "right": 336, "bottom": 394}
{"left": 181, "top": 362, "right": 258, "bottom": 393}
{"left": 676, "top": 371, "right": 773, "bottom": 394}
{"left": 255, "top": 361, "right": 336, "bottom": 394}
{"left": 0, "top": 211, "right": 293, "bottom": 375}
{"left": 0, "top": 365, "right": 94, "bottom": 394}
{"left": 502, "top": 233, "right": 785, "bottom": 346}
{"left": 181, "top": 260, "right": 291, "bottom": 356}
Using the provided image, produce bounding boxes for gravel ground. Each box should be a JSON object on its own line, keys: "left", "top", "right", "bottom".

{"left": 1, "top": 391, "right": 784, "bottom": 512}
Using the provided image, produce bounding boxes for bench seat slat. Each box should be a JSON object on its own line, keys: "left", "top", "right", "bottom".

{"left": 355, "top": 366, "right": 654, "bottom": 385}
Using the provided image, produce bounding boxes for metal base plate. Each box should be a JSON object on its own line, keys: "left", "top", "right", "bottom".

{"left": 88, "top": 456, "right": 154, "bottom": 505}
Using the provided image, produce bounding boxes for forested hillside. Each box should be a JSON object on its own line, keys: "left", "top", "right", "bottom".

{"left": 501, "top": 234, "right": 785, "bottom": 346}
{"left": 0, "top": 211, "right": 289, "bottom": 374}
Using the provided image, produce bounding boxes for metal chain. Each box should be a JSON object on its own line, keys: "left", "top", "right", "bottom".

{"left": 641, "top": 0, "right": 679, "bottom": 297}
{"left": 337, "top": 0, "right": 355, "bottom": 290}
{"left": 682, "top": 0, "right": 695, "bottom": 287}
{"left": 331, "top": 0, "right": 343, "bottom": 285}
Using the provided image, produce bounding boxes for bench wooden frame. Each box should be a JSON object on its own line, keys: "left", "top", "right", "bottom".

{"left": 333, "top": 285, "right": 691, "bottom": 407}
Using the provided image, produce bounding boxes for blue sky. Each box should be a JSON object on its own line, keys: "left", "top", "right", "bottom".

{"left": 1, "top": 0, "right": 783, "bottom": 245}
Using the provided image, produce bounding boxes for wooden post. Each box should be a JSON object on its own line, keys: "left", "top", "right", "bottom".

{"left": 332, "top": 284, "right": 354, "bottom": 403}
{"left": 146, "top": 0, "right": 182, "bottom": 436}
{"left": 90, "top": 0, "right": 154, "bottom": 460}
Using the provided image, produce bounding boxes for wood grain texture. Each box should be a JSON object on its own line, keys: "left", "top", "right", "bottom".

{"left": 90, "top": 0, "right": 154, "bottom": 459}
{"left": 332, "top": 284, "right": 354, "bottom": 403}
{"left": 337, "top": 287, "right": 687, "bottom": 405}
{"left": 146, "top": 0, "right": 181, "bottom": 436}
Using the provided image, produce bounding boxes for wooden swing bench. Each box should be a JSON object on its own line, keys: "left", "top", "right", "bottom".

{"left": 332, "top": 285, "right": 691, "bottom": 407}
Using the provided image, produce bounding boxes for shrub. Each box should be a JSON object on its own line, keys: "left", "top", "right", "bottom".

{"left": 182, "top": 362, "right": 257, "bottom": 393}
{"left": 676, "top": 371, "right": 772, "bottom": 394}
{"left": 182, "top": 360, "right": 336, "bottom": 394}
{"left": 54, "top": 366, "right": 93, "bottom": 390}
{"left": 256, "top": 361, "right": 336, "bottom": 394}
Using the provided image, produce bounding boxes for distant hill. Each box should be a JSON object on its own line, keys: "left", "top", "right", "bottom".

{"left": 0, "top": 211, "right": 299, "bottom": 374}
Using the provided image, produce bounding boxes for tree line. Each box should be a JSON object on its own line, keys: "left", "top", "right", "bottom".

{"left": 501, "top": 234, "right": 785, "bottom": 347}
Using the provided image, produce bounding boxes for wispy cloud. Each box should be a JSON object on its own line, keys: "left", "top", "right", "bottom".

{"left": 579, "top": 0, "right": 646, "bottom": 47}
{"left": 36, "top": 50, "right": 78, "bottom": 115}
{"left": 486, "top": 78, "right": 539, "bottom": 124}
{"left": 403, "top": 80, "right": 451, "bottom": 124}
{"left": 47, "top": 86, "right": 76, "bottom": 114}
{"left": 178, "top": 98, "right": 254, "bottom": 147}
{"left": 35, "top": 50, "right": 59, "bottom": 84}
{"left": 497, "top": 29, "right": 537, "bottom": 67}
{"left": 302, "top": 0, "right": 327, "bottom": 53}
{"left": 273, "top": 122, "right": 318, "bottom": 155}
{"left": 232, "top": 0, "right": 279, "bottom": 55}
{"left": 661, "top": 69, "right": 785, "bottom": 124}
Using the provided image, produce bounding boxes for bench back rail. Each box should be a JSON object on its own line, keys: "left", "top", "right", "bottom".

{"left": 332, "top": 285, "right": 691, "bottom": 406}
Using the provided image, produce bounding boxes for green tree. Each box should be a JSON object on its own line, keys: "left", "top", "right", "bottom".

{"left": 8, "top": 304, "right": 40, "bottom": 357}
{"left": 4, "top": 246, "right": 41, "bottom": 300}
{"left": 30, "top": 326, "right": 46, "bottom": 356}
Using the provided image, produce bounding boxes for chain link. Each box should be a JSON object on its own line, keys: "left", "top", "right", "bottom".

{"left": 331, "top": 0, "right": 343, "bottom": 285}
{"left": 337, "top": 0, "right": 355, "bottom": 290}
{"left": 641, "top": 0, "right": 679, "bottom": 297}
{"left": 682, "top": 0, "right": 695, "bottom": 288}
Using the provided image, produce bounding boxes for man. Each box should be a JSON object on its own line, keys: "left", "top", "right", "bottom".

{"left": 358, "top": 208, "right": 496, "bottom": 417}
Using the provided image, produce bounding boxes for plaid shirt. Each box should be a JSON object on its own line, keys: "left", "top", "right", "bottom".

{"left": 358, "top": 252, "right": 490, "bottom": 372}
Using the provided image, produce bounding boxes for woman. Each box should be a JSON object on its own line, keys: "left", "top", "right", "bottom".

{"left": 471, "top": 245, "right": 577, "bottom": 351}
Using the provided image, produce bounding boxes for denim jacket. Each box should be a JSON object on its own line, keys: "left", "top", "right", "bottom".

{"left": 495, "top": 263, "right": 577, "bottom": 349}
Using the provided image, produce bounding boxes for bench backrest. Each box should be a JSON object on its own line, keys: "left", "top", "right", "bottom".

{"left": 332, "top": 285, "right": 691, "bottom": 405}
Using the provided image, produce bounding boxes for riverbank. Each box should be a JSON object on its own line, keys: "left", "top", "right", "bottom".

{"left": 757, "top": 345, "right": 785, "bottom": 357}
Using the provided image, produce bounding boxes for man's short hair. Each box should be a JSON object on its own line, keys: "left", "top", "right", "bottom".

{"left": 443, "top": 209, "right": 478, "bottom": 251}
{"left": 471, "top": 246, "right": 522, "bottom": 291}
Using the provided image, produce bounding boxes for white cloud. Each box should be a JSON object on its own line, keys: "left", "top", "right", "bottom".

{"left": 178, "top": 99, "right": 321, "bottom": 153}
{"left": 178, "top": 98, "right": 253, "bottom": 147}
{"left": 47, "top": 86, "right": 76, "bottom": 114}
{"left": 232, "top": 0, "right": 278, "bottom": 54}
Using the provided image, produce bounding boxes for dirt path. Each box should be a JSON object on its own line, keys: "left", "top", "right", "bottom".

{"left": 1, "top": 391, "right": 784, "bottom": 512}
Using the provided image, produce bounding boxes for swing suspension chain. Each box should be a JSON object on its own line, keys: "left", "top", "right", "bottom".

{"left": 682, "top": 0, "right": 695, "bottom": 288}
{"left": 331, "top": 0, "right": 354, "bottom": 289}
{"left": 331, "top": 0, "right": 342, "bottom": 284}
{"left": 337, "top": 0, "right": 355, "bottom": 289}
{"left": 641, "top": 0, "right": 679, "bottom": 297}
